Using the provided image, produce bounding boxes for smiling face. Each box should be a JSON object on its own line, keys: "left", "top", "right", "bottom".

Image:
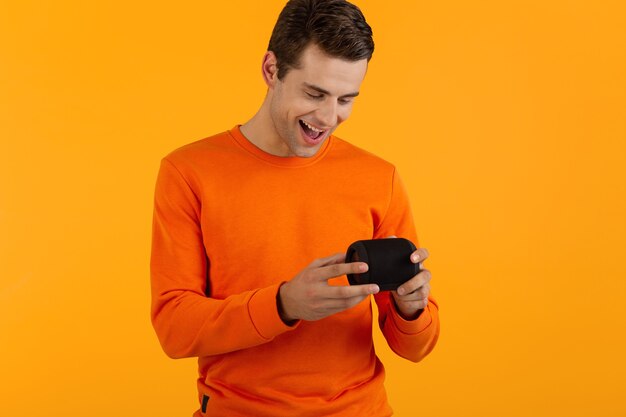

{"left": 263, "top": 43, "right": 368, "bottom": 157}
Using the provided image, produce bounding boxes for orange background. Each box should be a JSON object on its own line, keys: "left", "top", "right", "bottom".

{"left": 1, "top": 1, "right": 625, "bottom": 416}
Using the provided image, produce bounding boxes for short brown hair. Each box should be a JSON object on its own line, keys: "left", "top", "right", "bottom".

{"left": 268, "top": 0, "right": 374, "bottom": 80}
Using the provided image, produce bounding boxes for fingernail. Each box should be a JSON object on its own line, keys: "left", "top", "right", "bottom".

{"left": 412, "top": 254, "right": 419, "bottom": 262}
{"left": 397, "top": 287, "right": 405, "bottom": 295}
{"left": 359, "top": 263, "right": 368, "bottom": 272}
{"left": 371, "top": 285, "right": 379, "bottom": 294}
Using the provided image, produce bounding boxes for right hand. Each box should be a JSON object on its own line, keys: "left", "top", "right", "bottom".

{"left": 278, "top": 252, "right": 380, "bottom": 322}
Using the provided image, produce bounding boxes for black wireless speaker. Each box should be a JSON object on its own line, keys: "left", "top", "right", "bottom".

{"left": 345, "top": 238, "right": 420, "bottom": 291}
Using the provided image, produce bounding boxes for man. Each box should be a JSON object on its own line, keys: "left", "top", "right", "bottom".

{"left": 150, "top": 0, "right": 440, "bottom": 415}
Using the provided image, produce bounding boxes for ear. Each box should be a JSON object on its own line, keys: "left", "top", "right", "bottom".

{"left": 261, "top": 51, "right": 279, "bottom": 88}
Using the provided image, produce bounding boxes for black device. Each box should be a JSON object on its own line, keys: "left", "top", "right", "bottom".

{"left": 345, "top": 238, "right": 420, "bottom": 291}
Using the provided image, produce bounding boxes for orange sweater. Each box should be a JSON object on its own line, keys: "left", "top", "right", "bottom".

{"left": 150, "top": 126, "right": 440, "bottom": 416}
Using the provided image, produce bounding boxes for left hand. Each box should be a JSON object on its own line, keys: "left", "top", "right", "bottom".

{"left": 391, "top": 247, "right": 431, "bottom": 320}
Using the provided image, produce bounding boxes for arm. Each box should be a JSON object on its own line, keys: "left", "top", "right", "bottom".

{"left": 372, "top": 168, "right": 440, "bottom": 362}
{"left": 374, "top": 291, "right": 439, "bottom": 363}
{"left": 150, "top": 158, "right": 298, "bottom": 359}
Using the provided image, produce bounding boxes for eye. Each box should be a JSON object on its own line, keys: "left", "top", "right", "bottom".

{"left": 306, "top": 92, "right": 323, "bottom": 100}
{"left": 338, "top": 98, "right": 353, "bottom": 105}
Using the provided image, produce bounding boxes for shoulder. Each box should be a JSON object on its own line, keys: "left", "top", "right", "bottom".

{"left": 162, "top": 129, "right": 234, "bottom": 167}
{"left": 329, "top": 135, "right": 397, "bottom": 176}
{"left": 156, "top": 129, "right": 243, "bottom": 190}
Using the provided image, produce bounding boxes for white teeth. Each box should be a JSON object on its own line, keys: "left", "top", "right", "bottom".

{"left": 301, "top": 120, "right": 323, "bottom": 133}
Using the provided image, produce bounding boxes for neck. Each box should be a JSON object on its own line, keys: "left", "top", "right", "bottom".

{"left": 240, "top": 97, "right": 291, "bottom": 157}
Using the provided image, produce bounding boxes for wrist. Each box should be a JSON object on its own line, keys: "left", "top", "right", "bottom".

{"left": 391, "top": 293, "right": 423, "bottom": 321}
{"left": 277, "top": 282, "right": 298, "bottom": 325}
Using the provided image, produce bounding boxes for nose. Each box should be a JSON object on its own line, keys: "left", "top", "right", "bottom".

{"left": 317, "top": 99, "right": 339, "bottom": 128}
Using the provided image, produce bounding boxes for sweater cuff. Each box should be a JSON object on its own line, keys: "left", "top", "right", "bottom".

{"left": 390, "top": 295, "right": 434, "bottom": 335}
{"left": 248, "top": 283, "right": 300, "bottom": 340}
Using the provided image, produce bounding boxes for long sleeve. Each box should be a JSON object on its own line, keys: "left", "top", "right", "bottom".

{"left": 372, "top": 168, "right": 440, "bottom": 362}
{"left": 150, "top": 158, "right": 298, "bottom": 359}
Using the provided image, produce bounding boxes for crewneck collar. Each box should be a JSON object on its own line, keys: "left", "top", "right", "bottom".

{"left": 228, "top": 125, "right": 333, "bottom": 168}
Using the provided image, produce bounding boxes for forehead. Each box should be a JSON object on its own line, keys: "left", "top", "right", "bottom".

{"left": 286, "top": 43, "right": 368, "bottom": 93}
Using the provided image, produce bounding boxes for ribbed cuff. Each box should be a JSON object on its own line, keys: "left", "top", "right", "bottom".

{"left": 248, "top": 283, "right": 300, "bottom": 340}
{"left": 390, "top": 295, "right": 434, "bottom": 335}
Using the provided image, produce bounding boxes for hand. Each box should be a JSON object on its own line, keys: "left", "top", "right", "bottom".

{"left": 391, "top": 247, "right": 432, "bottom": 320}
{"left": 278, "top": 252, "right": 380, "bottom": 322}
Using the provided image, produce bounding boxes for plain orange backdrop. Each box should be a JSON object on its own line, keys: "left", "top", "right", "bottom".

{"left": 1, "top": 1, "right": 625, "bottom": 416}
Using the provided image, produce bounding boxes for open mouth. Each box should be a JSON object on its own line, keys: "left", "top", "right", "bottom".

{"left": 299, "top": 119, "right": 325, "bottom": 141}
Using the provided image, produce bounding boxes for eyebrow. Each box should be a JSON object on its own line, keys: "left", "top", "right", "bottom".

{"left": 303, "top": 82, "right": 360, "bottom": 99}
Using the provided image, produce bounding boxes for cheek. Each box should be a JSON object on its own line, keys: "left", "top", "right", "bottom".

{"left": 291, "top": 100, "right": 319, "bottom": 119}
{"left": 337, "top": 105, "right": 353, "bottom": 122}
{"left": 273, "top": 87, "right": 302, "bottom": 119}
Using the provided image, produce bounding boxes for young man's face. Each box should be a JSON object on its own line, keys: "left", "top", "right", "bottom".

{"left": 267, "top": 43, "right": 368, "bottom": 157}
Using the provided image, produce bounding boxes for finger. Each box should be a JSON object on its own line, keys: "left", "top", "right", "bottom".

{"left": 395, "top": 298, "right": 429, "bottom": 311}
{"left": 325, "top": 293, "right": 370, "bottom": 310}
{"left": 308, "top": 252, "right": 346, "bottom": 268}
{"left": 321, "top": 283, "right": 379, "bottom": 299}
{"left": 410, "top": 247, "right": 430, "bottom": 263}
{"left": 314, "top": 260, "right": 369, "bottom": 282}
{"left": 395, "top": 282, "right": 430, "bottom": 300}
{"left": 396, "top": 270, "right": 431, "bottom": 296}
{"left": 311, "top": 293, "right": 370, "bottom": 318}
